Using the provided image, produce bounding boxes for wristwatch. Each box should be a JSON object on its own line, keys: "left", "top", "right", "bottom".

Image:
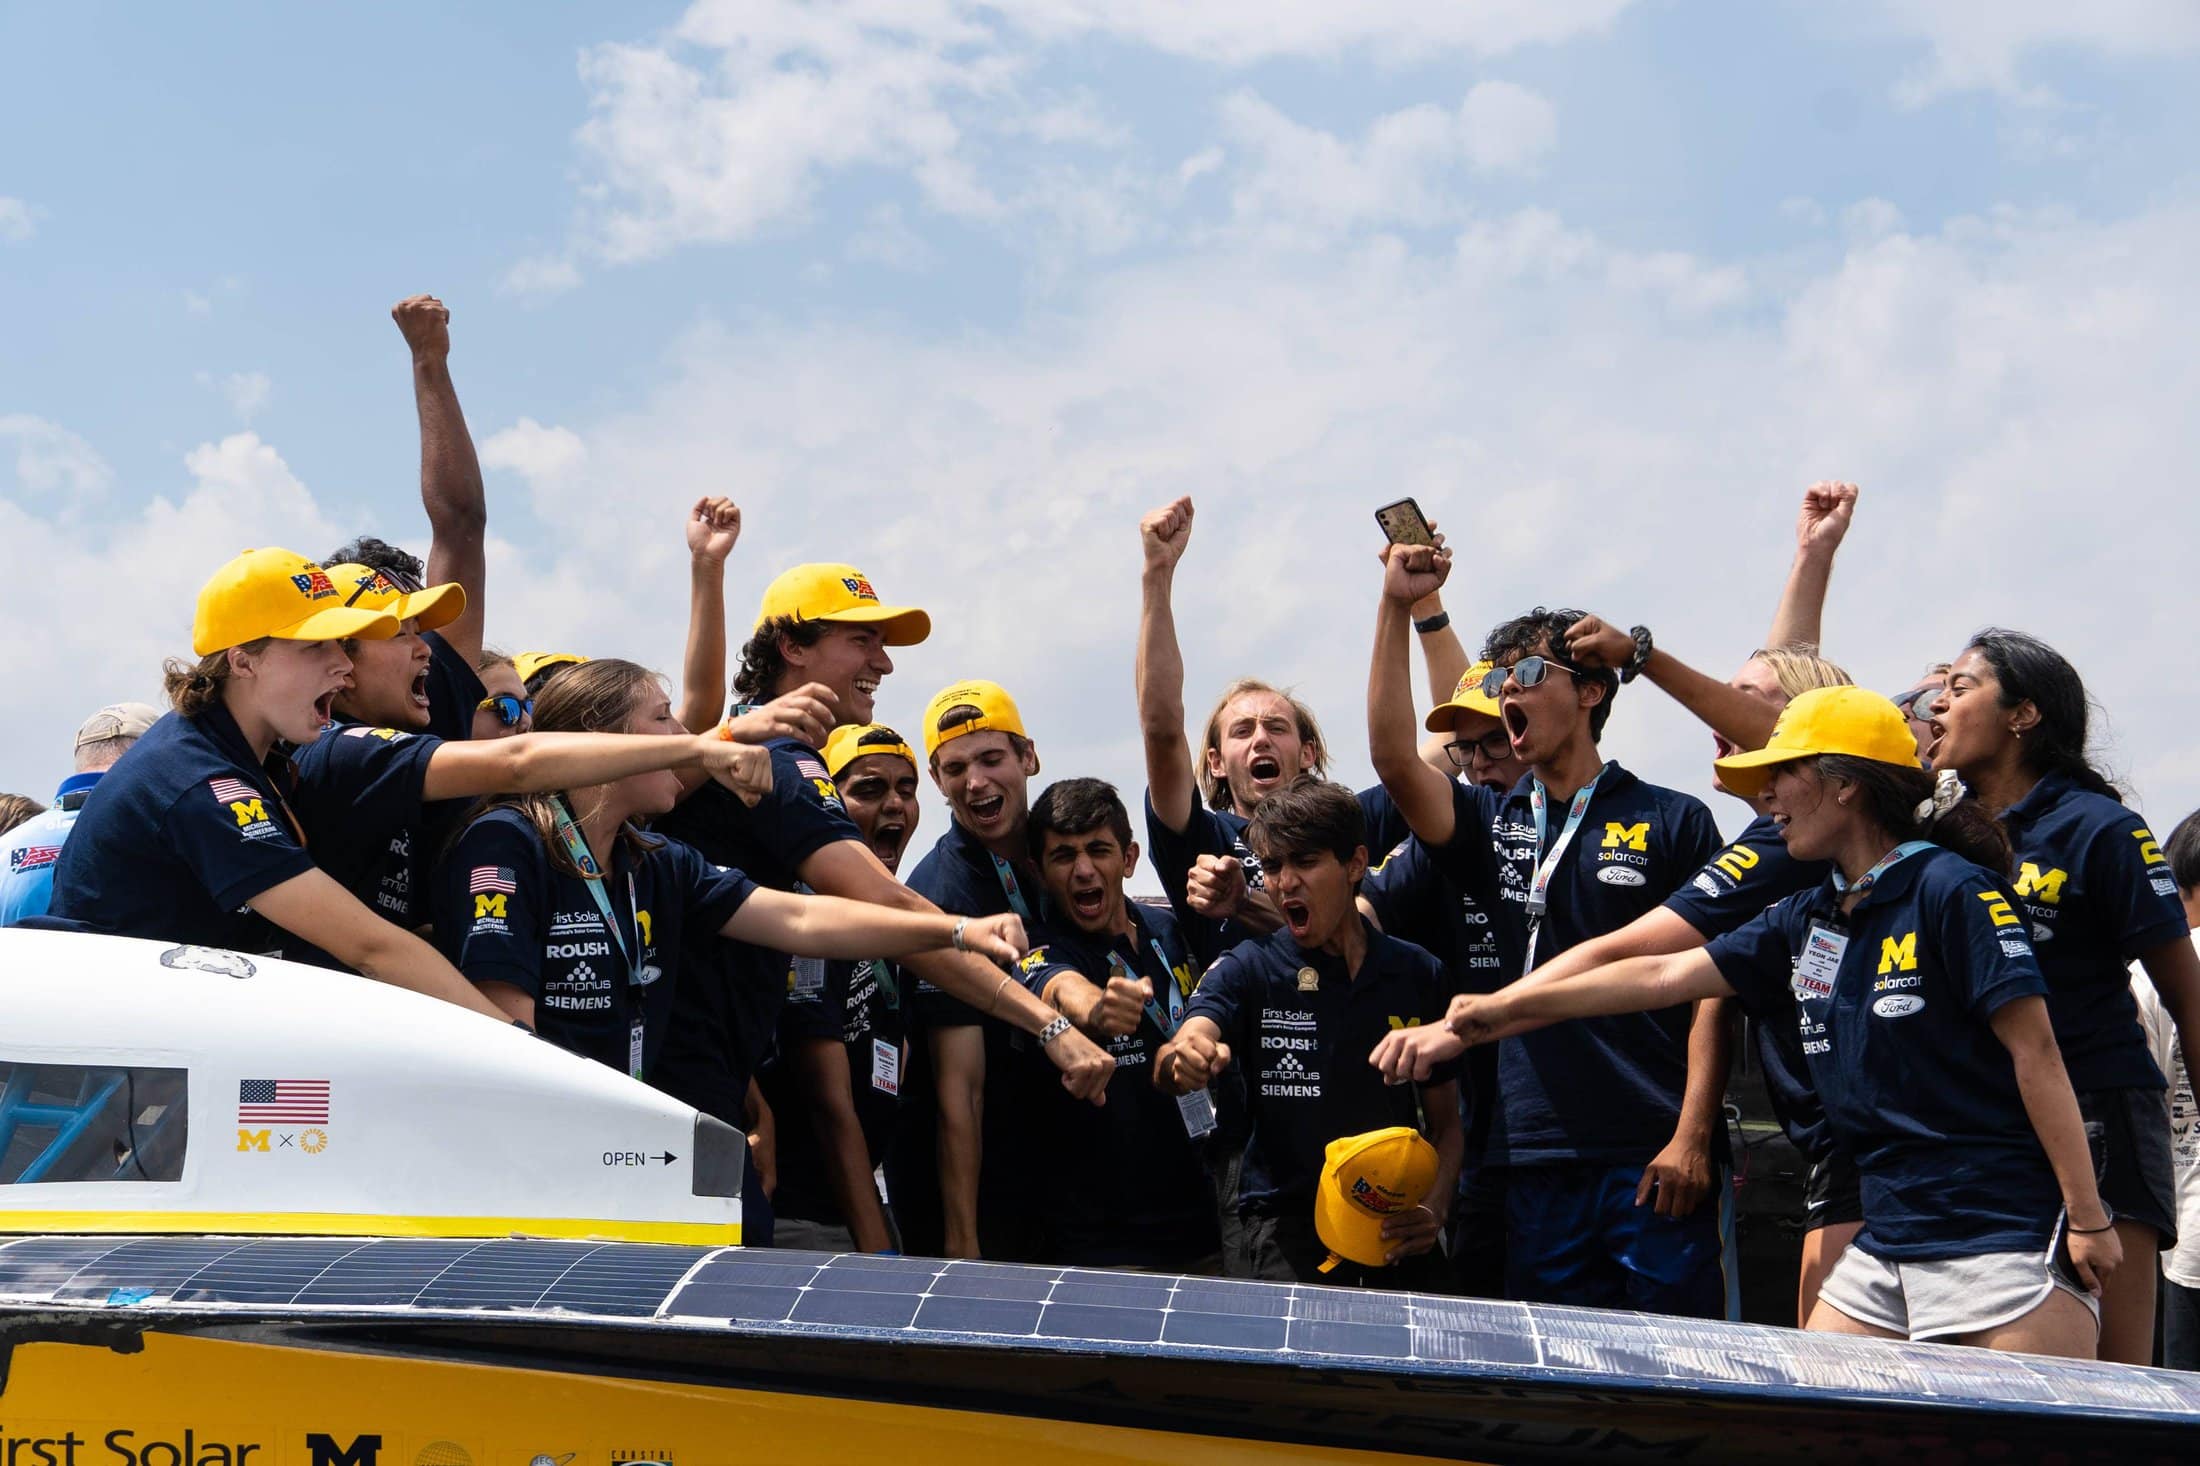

{"left": 1622, "top": 625, "right": 1654, "bottom": 683}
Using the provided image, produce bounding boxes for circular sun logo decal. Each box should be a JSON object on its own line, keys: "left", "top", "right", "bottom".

{"left": 300, "top": 1128, "right": 328, "bottom": 1154}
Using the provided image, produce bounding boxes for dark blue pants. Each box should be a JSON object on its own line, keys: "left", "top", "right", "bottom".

{"left": 1504, "top": 1163, "right": 1728, "bottom": 1319}
{"left": 2164, "top": 1277, "right": 2200, "bottom": 1370}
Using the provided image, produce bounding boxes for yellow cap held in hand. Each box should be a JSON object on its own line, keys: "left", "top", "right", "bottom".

{"left": 1713, "top": 685, "right": 1920, "bottom": 797}
{"left": 1424, "top": 658, "right": 1502, "bottom": 732}
{"left": 191, "top": 548, "right": 402, "bottom": 656}
{"left": 322, "top": 563, "right": 467, "bottom": 633}
{"left": 1314, "top": 1126, "right": 1439, "bottom": 1273}
{"left": 920, "top": 680, "right": 1027, "bottom": 761}
{"left": 755, "top": 563, "right": 930, "bottom": 645}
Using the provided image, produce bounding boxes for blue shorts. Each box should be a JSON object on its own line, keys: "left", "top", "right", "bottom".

{"left": 1502, "top": 1163, "right": 1730, "bottom": 1320}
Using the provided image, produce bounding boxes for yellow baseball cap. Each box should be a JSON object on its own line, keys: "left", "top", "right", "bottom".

{"left": 921, "top": 680, "right": 1027, "bottom": 760}
{"left": 755, "top": 563, "right": 930, "bottom": 645}
{"left": 1423, "top": 659, "right": 1502, "bottom": 732}
{"left": 513, "top": 652, "right": 588, "bottom": 686}
{"left": 1713, "top": 685, "right": 1921, "bottom": 797}
{"left": 191, "top": 548, "right": 401, "bottom": 656}
{"left": 322, "top": 563, "right": 466, "bottom": 633}
{"left": 1314, "top": 1127, "right": 1439, "bottom": 1272}
{"left": 823, "top": 722, "right": 918, "bottom": 779}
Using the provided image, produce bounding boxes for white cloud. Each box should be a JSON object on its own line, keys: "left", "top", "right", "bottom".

{"left": 0, "top": 196, "right": 40, "bottom": 243}
{"left": 499, "top": 254, "right": 583, "bottom": 298}
{"left": 0, "top": 414, "right": 112, "bottom": 498}
{"left": 1864, "top": 1, "right": 2200, "bottom": 105}
{"left": 532, "top": 0, "right": 1601, "bottom": 278}
{"left": 215, "top": 371, "right": 273, "bottom": 423}
{"left": 846, "top": 203, "right": 934, "bottom": 270}
{"left": 481, "top": 417, "right": 588, "bottom": 486}
{"left": 182, "top": 289, "right": 214, "bottom": 317}
{"left": 0, "top": 432, "right": 353, "bottom": 772}
{"left": 1457, "top": 80, "right": 1559, "bottom": 174}
{"left": 1219, "top": 85, "right": 1559, "bottom": 242}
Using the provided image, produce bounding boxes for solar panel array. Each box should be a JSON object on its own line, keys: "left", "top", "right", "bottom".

{"left": 2, "top": 1236, "right": 2197, "bottom": 1421}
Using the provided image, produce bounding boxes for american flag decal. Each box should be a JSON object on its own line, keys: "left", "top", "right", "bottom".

{"left": 238, "top": 1079, "right": 330, "bottom": 1123}
{"left": 469, "top": 865, "right": 517, "bottom": 894}
{"left": 794, "top": 758, "right": 829, "bottom": 781}
{"left": 209, "top": 777, "right": 260, "bottom": 804}
{"left": 8, "top": 844, "right": 62, "bottom": 872}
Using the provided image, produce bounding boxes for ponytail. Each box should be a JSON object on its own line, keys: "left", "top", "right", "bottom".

{"left": 161, "top": 640, "right": 269, "bottom": 719}
{"left": 1817, "top": 755, "right": 2012, "bottom": 878}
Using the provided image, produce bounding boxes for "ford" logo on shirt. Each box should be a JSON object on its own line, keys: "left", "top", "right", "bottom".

{"left": 1596, "top": 866, "right": 1646, "bottom": 887}
{"left": 1871, "top": 994, "right": 1925, "bottom": 1018}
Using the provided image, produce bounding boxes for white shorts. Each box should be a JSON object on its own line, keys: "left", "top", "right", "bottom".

{"left": 1818, "top": 1236, "right": 2100, "bottom": 1342}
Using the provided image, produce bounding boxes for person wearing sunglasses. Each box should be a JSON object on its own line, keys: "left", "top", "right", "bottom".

{"left": 1892, "top": 667, "right": 1948, "bottom": 761}
{"left": 1366, "top": 541, "right": 1729, "bottom": 1319}
{"left": 471, "top": 650, "right": 533, "bottom": 740}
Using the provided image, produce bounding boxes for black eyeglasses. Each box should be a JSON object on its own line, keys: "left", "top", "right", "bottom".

{"left": 1444, "top": 729, "right": 1513, "bottom": 768}
{"left": 1479, "top": 655, "right": 1582, "bottom": 699}
{"left": 477, "top": 694, "right": 533, "bottom": 728}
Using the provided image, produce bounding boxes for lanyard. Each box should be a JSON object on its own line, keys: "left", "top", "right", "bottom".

{"left": 550, "top": 796, "right": 647, "bottom": 1078}
{"left": 989, "top": 850, "right": 1037, "bottom": 921}
{"left": 1107, "top": 934, "right": 1188, "bottom": 1037}
{"left": 1522, "top": 766, "right": 1606, "bottom": 974}
{"left": 1833, "top": 840, "right": 1934, "bottom": 900}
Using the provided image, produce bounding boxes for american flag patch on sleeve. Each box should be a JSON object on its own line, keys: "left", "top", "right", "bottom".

{"left": 209, "top": 777, "right": 260, "bottom": 804}
{"left": 469, "top": 866, "right": 517, "bottom": 894}
{"left": 795, "top": 757, "right": 829, "bottom": 780}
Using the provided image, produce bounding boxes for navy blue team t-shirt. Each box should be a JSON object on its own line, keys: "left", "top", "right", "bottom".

{"left": 652, "top": 736, "right": 863, "bottom": 1127}
{"left": 1013, "top": 903, "right": 1217, "bottom": 1266}
{"left": 1664, "top": 811, "right": 1835, "bottom": 1159}
{"left": 1706, "top": 846, "right": 2058, "bottom": 1260}
{"left": 1146, "top": 784, "right": 1407, "bottom": 966}
{"left": 1428, "top": 762, "right": 1722, "bottom": 1166}
{"left": 1998, "top": 772, "right": 2189, "bottom": 1092}
{"left": 904, "top": 818, "right": 1050, "bottom": 1257}
{"left": 50, "top": 704, "right": 316, "bottom": 959}
{"left": 289, "top": 724, "right": 443, "bottom": 929}
{"left": 1183, "top": 919, "right": 1456, "bottom": 1215}
{"left": 435, "top": 807, "right": 754, "bottom": 1078}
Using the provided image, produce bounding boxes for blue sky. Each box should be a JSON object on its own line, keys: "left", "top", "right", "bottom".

{"left": 6, "top": 1, "right": 2199, "bottom": 865}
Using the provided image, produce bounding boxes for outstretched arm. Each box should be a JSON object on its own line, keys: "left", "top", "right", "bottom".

{"left": 251, "top": 868, "right": 509, "bottom": 1021}
{"left": 394, "top": 294, "right": 487, "bottom": 665}
{"left": 1565, "top": 615, "right": 1782, "bottom": 753}
{"left": 1137, "top": 498, "right": 1201, "bottom": 834}
{"left": 1454, "top": 948, "right": 1733, "bottom": 1048}
{"left": 1370, "top": 543, "right": 1463, "bottom": 847}
{"left": 1764, "top": 481, "right": 1857, "bottom": 652}
{"left": 723, "top": 889, "right": 1027, "bottom": 967}
{"left": 1371, "top": 904, "right": 1708, "bottom": 1082}
{"left": 420, "top": 731, "right": 773, "bottom": 804}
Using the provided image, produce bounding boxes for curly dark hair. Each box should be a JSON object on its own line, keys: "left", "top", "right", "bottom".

{"left": 324, "top": 536, "right": 425, "bottom": 591}
{"left": 732, "top": 615, "right": 828, "bottom": 704}
{"left": 1481, "top": 607, "right": 1618, "bottom": 741}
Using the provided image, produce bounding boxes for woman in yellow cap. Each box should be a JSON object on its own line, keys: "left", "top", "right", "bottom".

{"left": 48, "top": 550, "right": 506, "bottom": 1018}
{"left": 1435, "top": 687, "right": 2118, "bottom": 1357}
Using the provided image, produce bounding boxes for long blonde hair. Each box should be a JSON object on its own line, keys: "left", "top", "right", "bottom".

{"left": 466, "top": 659, "right": 666, "bottom": 878}
{"left": 1748, "top": 644, "right": 1853, "bottom": 700}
